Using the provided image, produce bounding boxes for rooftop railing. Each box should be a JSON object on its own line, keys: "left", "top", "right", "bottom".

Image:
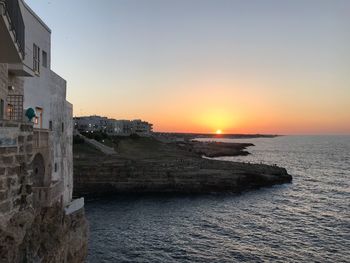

{"left": 0, "top": 0, "right": 25, "bottom": 58}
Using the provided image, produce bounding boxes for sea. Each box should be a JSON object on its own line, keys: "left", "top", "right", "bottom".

{"left": 85, "top": 135, "right": 350, "bottom": 263}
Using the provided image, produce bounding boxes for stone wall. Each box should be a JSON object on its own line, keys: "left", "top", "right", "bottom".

{"left": 0, "top": 121, "right": 33, "bottom": 218}
{"left": 0, "top": 120, "right": 88, "bottom": 262}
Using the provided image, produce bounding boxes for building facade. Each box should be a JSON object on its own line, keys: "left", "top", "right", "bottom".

{"left": 21, "top": 0, "right": 74, "bottom": 204}
{"left": 74, "top": 115, "right": 109, "bottom": 133}
{"left": 0, "top": 1, "right": 87, "bottom": 261}
{"left": 74, "top": 115, "right": 153, "bottom": 136}
{"left": 0, "top": 0, "right": 75, "bottom": 210}
{"left": 130, "top": 119, "right": 153, "bottom": 136}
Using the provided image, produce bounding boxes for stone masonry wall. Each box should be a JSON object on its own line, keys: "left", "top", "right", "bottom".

{"left": 0, "top": 121, "right": 33, "bottom": 218}
{"left": 0, "top": 120, "right": 35, "bottom": 261}
{"left": 0, "top": 120, "right": 88, "bottom": 262}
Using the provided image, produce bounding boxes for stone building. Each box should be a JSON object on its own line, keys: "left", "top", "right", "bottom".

{"left": 0, "top": 0, "right": 87, "bottom": 261}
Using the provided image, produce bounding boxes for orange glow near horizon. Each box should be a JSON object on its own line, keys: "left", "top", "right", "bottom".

{"left": 66, "top": 13, "right": 350, "bottom": 136}
{"left": 73, "top": 78, "right": 350, "bottom": 135}
{"left": 73, "top": 110, "right": 350, "bottom": 135}
{"left": 71, "top": 51, "right": 350, "bottom": 135}
{"left": 24, "top": 0, "right": 350, "bottom": 135}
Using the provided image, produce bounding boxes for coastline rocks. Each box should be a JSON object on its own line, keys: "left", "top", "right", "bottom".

{"left": 177, "top": 141, "right": 254, "bottom": 157}
{"left": 74, "top": 158, "right": 292, "bottom": 196}
{"left": 0, "top": 203, "right": 88, "bottom": 263}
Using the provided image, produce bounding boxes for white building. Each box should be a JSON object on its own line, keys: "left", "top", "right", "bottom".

{"left": 75, "top": 116, "right": 153, "bottom": 137}
{"left": 106, "top": 119, "right": 123, "bottom": 134}
{"left": 20, "top": 1, "right": 73, "bottom": 204}
{"left": 130, "top": 119, "right": 153, "bottom": 136}
{"left": 74, "top": 115, "right": 109, "bottom": 133}
{"left": 106, "top": 119, "right": 132, "bottom": 135}
{"left": 0, "top": 0, "right": 74, "bottom": 207}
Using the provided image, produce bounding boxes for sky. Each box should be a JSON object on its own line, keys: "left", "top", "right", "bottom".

{"left": 25, "top": 0, "right": 350, "bottom": 134}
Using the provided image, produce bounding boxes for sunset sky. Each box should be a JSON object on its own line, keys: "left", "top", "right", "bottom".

{"left": 26, "top": 0, "right": 350, "bottom": 134}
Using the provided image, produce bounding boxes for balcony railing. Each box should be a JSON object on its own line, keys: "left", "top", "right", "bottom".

{"left": 6, "top": 94, "right": 23, "bottom": 122}
{"left": 32, "top": 180, "right": 64, "bottom": 207}
{"left": 0, "top": 0, "right": 25, "bottom": 58}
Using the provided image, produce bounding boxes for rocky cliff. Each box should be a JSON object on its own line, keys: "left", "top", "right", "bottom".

{"left": 0, "top": 204, "right": 88, "bottom": 263}
{"left": 73, "top": 139, "right": 292, "bottom": 196}
{"left": 75, "top": 158, "right": 291, "bottom": 196}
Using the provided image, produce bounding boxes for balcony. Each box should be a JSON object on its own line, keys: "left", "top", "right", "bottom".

{"left": 0, "top": 0, "right": 25, "bottom": 63}
{"left": 32, "top": 180, "right": 63, "bottom": 207}
{"left": 6, "top": 94, "right": 23, "bottom": 122}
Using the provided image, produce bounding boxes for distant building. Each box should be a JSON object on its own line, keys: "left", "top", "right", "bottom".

{"left": 74, "top": 115, "right": 109, "bottom": 133}
{"left": 130, "top": 119, "right": 153, "bottom": 136}
{"left": 74, "top": 116, "right": 153, "bottom": 136}
{"left": 106, "top": 119, "right": 130, "bottom": 135}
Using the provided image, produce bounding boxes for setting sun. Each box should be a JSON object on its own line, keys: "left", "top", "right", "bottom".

{"left": 216, "top": 129, "right": 222, "bottom": 135}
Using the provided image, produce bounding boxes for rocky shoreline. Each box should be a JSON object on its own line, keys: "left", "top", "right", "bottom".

{"left": 0, "top": 203, "right": 88, "bottom": 262}
{"left": 176, "top": 141, "right": 254, "bottom": 157}
{"left": 74, "top": 158, "right": 291, "bottom": 196}
{"left": 73, "top": 137, "right": 292, "bottom": 197}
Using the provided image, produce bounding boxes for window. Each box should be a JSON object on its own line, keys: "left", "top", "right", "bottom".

{"left": 49, "top": 120, "right": 53, "bottom": 131}
{"left": 62, "top": 122, "right": 64, "bottom": 133}
{"left": 7, "top": 104, "right": 14, "bottom": 119}
{"left": 42, "top": 51, "right": 48, "bottom": 68}
{"left": 35, "top": 107, "right": 43, "bottom": 128}
{"left": 54, "top": 163, "right": 58, "bottom": 172}
{"left": 6, "top": 95, "right": 23, "bottom": 121}
{"left": 33, "top": 44, "right": 40, "bottom": 74}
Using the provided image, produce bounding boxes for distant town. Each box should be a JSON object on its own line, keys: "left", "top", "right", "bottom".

{"left": 73, "top": 115, "right": 153, "bottom": 136}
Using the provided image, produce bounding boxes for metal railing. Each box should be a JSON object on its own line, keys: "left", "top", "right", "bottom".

{"left": 0, "top": 0, "right": 25, "bottom": 58}
{"left": 6, "top": 94, "right": 23, "bottom": 121}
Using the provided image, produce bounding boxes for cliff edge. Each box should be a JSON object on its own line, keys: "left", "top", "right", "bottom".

{"left": 73, "top": 136, "right": 292, "bottom": 196}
